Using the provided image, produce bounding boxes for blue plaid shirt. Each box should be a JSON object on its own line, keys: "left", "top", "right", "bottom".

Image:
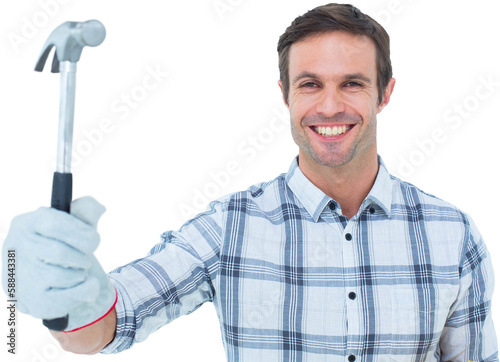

{"left": 102, "top": 157, "right": 498, "bottom": 361}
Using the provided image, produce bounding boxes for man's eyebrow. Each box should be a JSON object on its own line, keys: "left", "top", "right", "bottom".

{"left": 292, "top": 72, "right": 319, "bottom": 85}
{"left": 292, "top": 72, "right": 372, "bottom": 85}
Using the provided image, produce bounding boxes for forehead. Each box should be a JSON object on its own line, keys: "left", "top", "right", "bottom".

{"left": 288, "top": 31, "right": 377, "bottom": 80}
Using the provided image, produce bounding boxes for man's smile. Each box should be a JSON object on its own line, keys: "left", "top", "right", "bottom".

{"left": 310, "top": 124, "right": 356, "bottom": 139}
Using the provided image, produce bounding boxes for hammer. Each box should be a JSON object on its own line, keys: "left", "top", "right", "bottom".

{"left": 35, "top": 20, "right": 106, "bottom": 331}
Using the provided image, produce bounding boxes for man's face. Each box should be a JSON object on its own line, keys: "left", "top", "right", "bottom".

{"left": 280, "top": 31, "right": 393, "bottom": 170}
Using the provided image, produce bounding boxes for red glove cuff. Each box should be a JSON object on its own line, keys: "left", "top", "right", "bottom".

{"left": 63, "top": 288, "right": 118, "bottom": 333}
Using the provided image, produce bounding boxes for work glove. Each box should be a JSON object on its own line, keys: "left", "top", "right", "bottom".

{"left": 1, "top": 196, "right": 116, "bottom": 332}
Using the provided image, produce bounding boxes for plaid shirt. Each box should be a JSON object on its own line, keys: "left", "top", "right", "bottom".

{"left": 102, "top": 157, "right": 498, "bottom": 361}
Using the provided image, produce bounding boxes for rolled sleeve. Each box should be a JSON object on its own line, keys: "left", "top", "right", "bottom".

{"left": 100, "top": 277, "right": 136, "bottom": 353}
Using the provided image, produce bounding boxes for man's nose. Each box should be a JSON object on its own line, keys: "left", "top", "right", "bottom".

{"left": 315, "top": 87, "right": 345, "bottom": 117}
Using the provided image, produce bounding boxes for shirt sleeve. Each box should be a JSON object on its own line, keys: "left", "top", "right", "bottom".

{"left": 100, "top": 200, "right": 224, "bottom": 354}
{"left": 439, "top": 213, "right": 499, "bottom": 361}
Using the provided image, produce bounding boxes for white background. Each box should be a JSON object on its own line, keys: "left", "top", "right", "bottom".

{"left": 1, "top": 0, "right": 499, "bottom": 361}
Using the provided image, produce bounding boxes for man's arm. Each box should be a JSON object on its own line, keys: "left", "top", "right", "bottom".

{"left": 50, "top": 307, "right": 117, "bottom": 354}
{"left": 96, "top": 201, "right": 225, "bottom": 354}
{"left": 439, "top": 215, "right": 498, "bottom": 361}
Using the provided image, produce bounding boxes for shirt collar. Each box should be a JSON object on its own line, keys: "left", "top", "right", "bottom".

{"left": 285, "top": 156, "right": 393, "bottom": 222}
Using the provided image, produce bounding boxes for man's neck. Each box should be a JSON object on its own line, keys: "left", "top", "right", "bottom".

{"left": 298, "top": 151, "right": 379, "bottom": 219}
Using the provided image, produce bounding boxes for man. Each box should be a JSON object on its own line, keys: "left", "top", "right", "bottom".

{"left": 2, "top": 3, "right": 498, "bottom": 361}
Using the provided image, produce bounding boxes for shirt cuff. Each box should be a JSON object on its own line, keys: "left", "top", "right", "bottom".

{"left": 100, "top": 277, "right": 136, "bottom": 354}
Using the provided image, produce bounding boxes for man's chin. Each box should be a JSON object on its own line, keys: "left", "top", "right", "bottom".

{"left": 302, "top": 151, "right": 354, "bottom": 169}
{"left": 315, "top": 158, "right": 352, "bottom": 168}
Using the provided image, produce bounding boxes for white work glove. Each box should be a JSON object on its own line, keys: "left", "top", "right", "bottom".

{"left": 1, "top": 197, "right": 116, "bottom": 332}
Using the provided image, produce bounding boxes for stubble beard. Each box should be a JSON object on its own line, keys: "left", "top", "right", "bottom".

{"left": 291, "top": 113, "right": 377, "bottom": 169}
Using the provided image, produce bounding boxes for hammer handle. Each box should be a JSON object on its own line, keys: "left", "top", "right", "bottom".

{"left": 43, "top": 172, "right": 73, "bottom": 331}
{"left": 50, "top": 172, "right": 73, "bottom": 212}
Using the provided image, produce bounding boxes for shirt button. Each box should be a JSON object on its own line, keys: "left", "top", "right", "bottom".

{"left": 348, "top": 355, "right": 356, "bottom": 362}
{"left": 348, "top": 292, "right": 356, "bottom": 300}
{"left": 329, "top": 202, "right": 336, "bottom": 210}
{"left": 345, "top": 233, "right": 352, "bottom": 241}
{"left": 369, "top": 207, "right": 375, "bottom": 214}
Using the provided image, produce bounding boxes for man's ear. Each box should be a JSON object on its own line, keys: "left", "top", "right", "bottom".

{"left": 278, "top": 80, "right": 289, "bottom": 108}
{"left": 377, "top": 77, "right": 396, "bottom": 114}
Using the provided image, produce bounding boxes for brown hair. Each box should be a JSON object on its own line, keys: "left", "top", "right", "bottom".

{"left": 277, "top": 3, "right": 392, "bottom": 105}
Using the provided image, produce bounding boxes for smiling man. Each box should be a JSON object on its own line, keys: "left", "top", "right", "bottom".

{"left": 2, "top": 3, "right": 498, "bottom": 362}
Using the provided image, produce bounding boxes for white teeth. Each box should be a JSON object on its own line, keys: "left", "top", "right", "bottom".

{"left": 314, "top": 125, "right": 351, "bottom": 137}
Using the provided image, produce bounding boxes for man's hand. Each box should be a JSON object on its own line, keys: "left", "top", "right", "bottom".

{"left": 1, "top": 197, "right": 116, "bottom": 332}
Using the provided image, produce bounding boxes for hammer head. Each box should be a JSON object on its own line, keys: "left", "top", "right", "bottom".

{"left": 35, "top": 20, "right": 106, "bottom": 73}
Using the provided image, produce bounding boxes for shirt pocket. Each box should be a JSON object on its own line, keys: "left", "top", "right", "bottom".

{"left": 389, "top": 285, "right": 458, "bottom": 360}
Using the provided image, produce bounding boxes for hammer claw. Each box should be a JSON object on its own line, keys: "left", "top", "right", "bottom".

{"left": 34, "top": 45, "right": 53, "bottom": 72}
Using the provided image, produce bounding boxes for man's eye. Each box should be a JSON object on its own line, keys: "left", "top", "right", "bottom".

{"left": 345, "top": 81, "right": 362, "bottom": 88}
{"left": 300, "top": 82, "right": 318, "bottom": 88}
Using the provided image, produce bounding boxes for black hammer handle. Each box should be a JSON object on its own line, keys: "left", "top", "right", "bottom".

{"left": 42, "top": 172, "right": 72, "bottom": 331}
